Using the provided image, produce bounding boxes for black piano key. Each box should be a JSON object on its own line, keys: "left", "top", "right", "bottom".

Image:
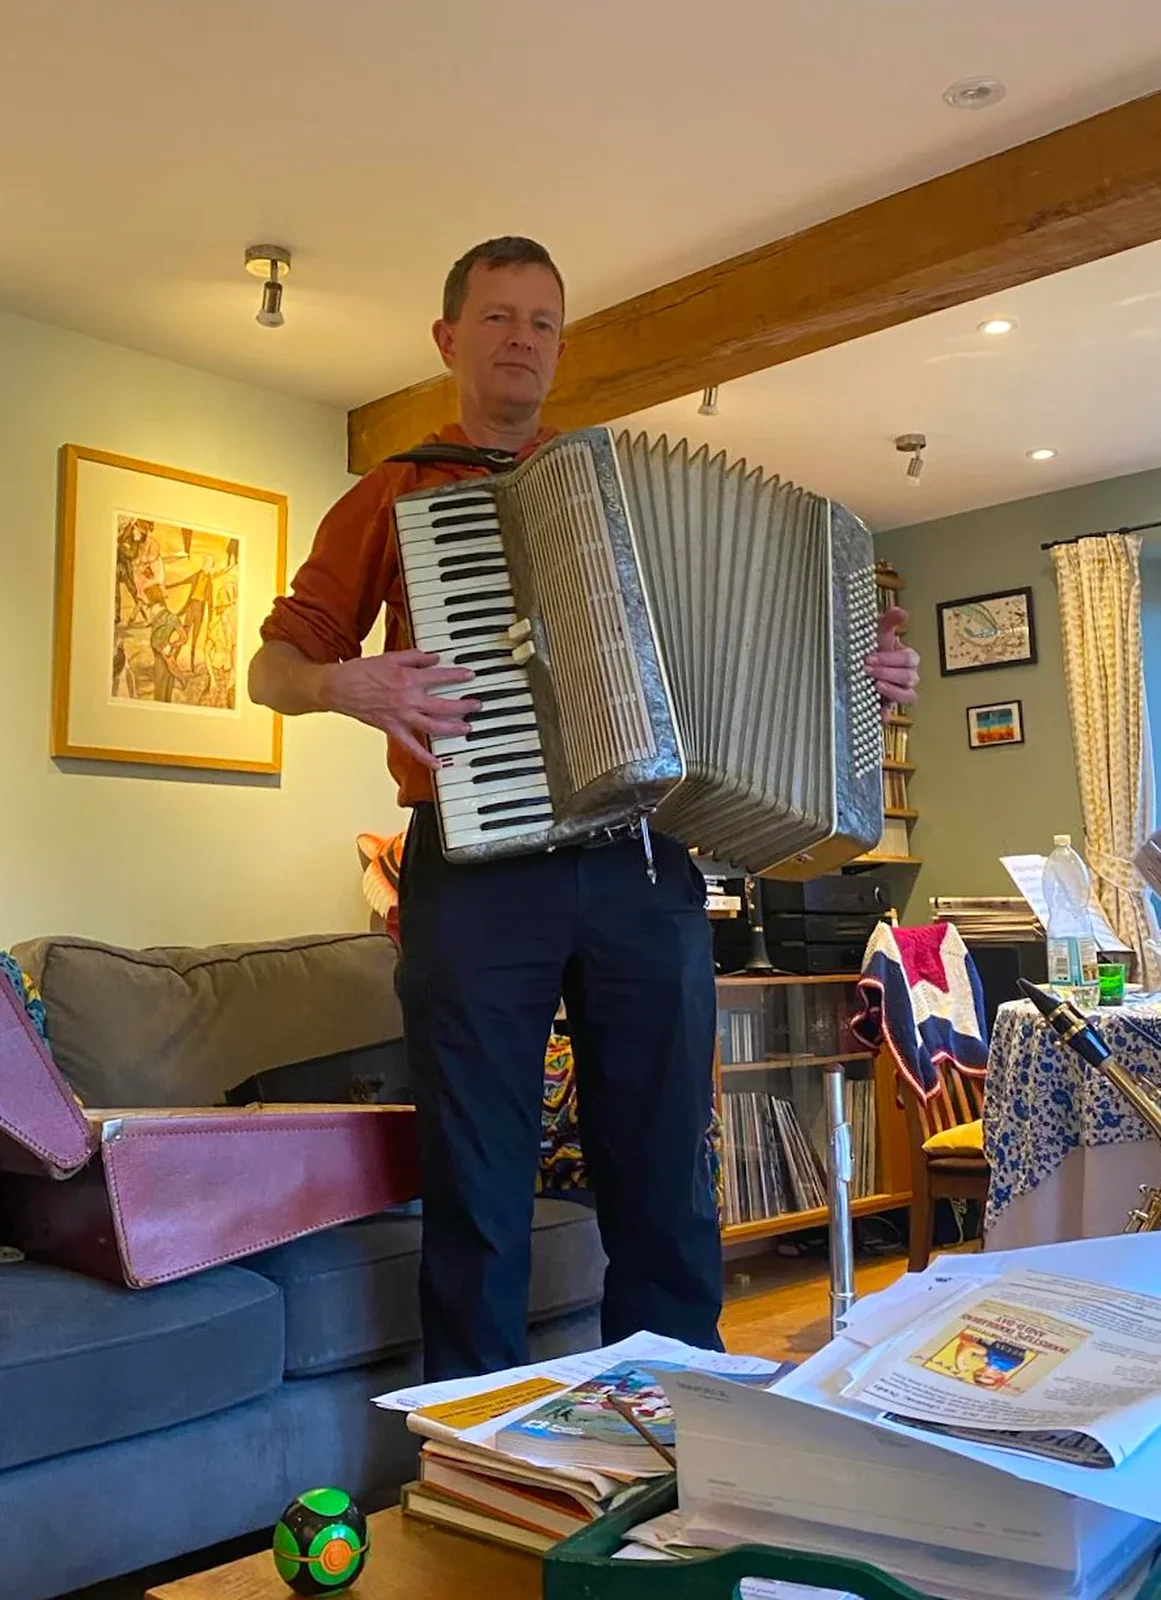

{"left": 469, "top": 749, "right": 543, "bottom": 769}
{"left": 471, "top": 764, "right": 545, "bottom": 786}
{"left": 433, "top": 529, "right": 503, "bottom": 548}
{"left": 480, "top": 807, "right": 554, "bottom": 832}
{"left": 448, "top": 605, "right": 516, "bottom": 625}
{"left": 438, "top": 566, "right": 509, "bottom": 583}
{"left": 450, "top": 623, "right": 513, "bottom": 642}
{"left": 468, "top": 703, "right": 533, "bottom": 725}
{"left": 471, "top": 687, "right": 532, "bottom": 705}
{"left": 440, "top": 550, "right": 505, "bottom": 570}
{"left": 466, "top": 719, "right": 538, "bottom": 742}
{"left": 453, "top": 648, "right": 511, "bottom": 666}
{"left": 478, "top": 795, "right": 551, "bottom": 817}
{"left": 423, "top": 495, "right": 494, "bottom": 516}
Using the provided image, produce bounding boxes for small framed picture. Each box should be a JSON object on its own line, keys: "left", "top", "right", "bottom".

{"left": 936, "top": 586, "right": 1037, "bottom": 676}
{"left": 967, "top": 700, "right": 1024, "bottom": 749}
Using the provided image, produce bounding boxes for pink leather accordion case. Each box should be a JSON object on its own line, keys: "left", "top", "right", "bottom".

{"left": 0, "top": 973, "right": 420, "bottom": 1288}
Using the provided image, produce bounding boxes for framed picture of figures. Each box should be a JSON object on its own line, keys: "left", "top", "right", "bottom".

{"left": 52, "top": 445, "right": 287, "bottom": 773}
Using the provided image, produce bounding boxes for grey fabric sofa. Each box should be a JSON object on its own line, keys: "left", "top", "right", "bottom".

{"left": 0, "top": 933, "right": 605, "bottom": 1600}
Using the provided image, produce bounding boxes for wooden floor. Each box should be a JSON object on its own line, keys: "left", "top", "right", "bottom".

{"left": 720, "top": 1246, "right": 911, "bottom": 1360}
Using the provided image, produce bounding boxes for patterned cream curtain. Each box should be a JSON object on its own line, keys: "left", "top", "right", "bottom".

{"left": 1052, "top": 533, "right": 1161, "bottom": 986}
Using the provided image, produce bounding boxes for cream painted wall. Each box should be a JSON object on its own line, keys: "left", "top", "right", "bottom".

{"left": 0, "top": 312, "right": 406, "bottom": 948}
{"left": 875, "top": 466, "right": 1161, "bottom": 918}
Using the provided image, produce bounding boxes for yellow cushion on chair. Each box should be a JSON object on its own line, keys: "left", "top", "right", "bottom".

{"left": 923, "top": 1119, "right": 984, "bottom": 1156}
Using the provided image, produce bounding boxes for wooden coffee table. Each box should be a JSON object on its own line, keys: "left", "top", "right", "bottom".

{"left": 145, "top": 1507, "right": 541, "bottom": 1599}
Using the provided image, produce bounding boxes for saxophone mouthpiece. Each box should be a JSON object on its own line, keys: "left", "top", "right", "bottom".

{"left": 1018, "top": 978, "right": 1112, "bottom": 1066}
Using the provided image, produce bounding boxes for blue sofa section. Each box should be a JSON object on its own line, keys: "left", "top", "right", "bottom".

{"left": 0, "top": 933, "right": 607, "bottom": 1599}
{"left": 1, "top": 1199, "right": 605, "bottom": 1600}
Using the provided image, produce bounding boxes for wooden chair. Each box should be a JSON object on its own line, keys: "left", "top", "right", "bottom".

{"left": 900, "top": 1062, "right": 989, "bottom": 1271}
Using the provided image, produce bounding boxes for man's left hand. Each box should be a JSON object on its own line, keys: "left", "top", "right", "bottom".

{"left": 864, "top": 606, "right": 919, "bottom": 723}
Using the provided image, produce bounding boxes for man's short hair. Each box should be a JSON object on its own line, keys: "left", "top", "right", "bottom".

{"left": 442, "top": 237, "right": 565, "bottom": 323}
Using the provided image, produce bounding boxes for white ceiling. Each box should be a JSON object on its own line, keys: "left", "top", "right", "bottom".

{"left": 3, "top": 0, "right": 1161, "bottom": 417}
{"left": 620, "top": 239, "right": 1161, "bottom": 530}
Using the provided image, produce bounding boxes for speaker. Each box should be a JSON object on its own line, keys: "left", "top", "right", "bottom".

{"left": 965, "top": 941, "right": 1048, "bottom": 1037}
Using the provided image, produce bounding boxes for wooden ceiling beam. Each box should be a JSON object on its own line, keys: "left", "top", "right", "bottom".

{"left": 348, "top": 91, "right": 1161, "bottom": 474}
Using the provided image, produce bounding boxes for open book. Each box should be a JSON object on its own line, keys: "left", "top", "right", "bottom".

{"left": 840, "top": 1268, "right": 1161, "bottom": 1468}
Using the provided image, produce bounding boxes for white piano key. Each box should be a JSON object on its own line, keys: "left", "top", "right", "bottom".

{"left": 443, "top": 811, "right": 555, "bottom": 850}
{"left": 396, "top": 511, "right": 501, "bottom": 542}
{"left": 410, "top": 622, "right": 517, "bottom": 655}
{"left": 437, "top": 780, "right": 551, "bottom": 820}
{"left": 398, "top": 536, "right": 505, "bottom": 570}
{"left": 405, "top": 568, "right": 512, "bottom": 603}
{"left": 436, "top": 730, "right": 544, "bottom": 767}
{"left": 409, "top": 592, "right": 515, "bottom": 624}
{"left": 430, "top": 715, "right": 540, "bottom": 759}
{"left": 427, "top": 667, "right": 529, "bottom": 698}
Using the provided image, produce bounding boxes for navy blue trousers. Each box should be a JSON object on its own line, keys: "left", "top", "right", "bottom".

{"left": 397, "top": 804, "right": 722, "bottom": 1380}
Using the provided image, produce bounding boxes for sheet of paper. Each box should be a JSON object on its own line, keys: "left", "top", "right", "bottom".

{"left": 779, "top": 1232, "right": 1161, "bottom": 1525}
{"left": 841, "top": 1266, "right": 1161, "bottom": 1465}
{"left": 372, "top": 1330, "right": 784, "bottom": 1444}
{"left": 1001, "top": 854, "right": 1131, "bottom": 952}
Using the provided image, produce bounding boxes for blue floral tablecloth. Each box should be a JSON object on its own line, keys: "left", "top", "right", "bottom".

{"left": 984, "top": 998, "right": 1161, "bottom": 1232}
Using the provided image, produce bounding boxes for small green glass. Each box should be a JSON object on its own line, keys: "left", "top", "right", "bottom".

{"left": 1098, "top": 962, "right": 1127, "bottom": 1005}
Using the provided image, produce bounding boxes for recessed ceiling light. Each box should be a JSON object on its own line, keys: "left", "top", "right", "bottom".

{"left": 978, "top": 317, "right": 1016, "bottom": 336}
{"left": 1027, "top": 448, "right": 1058, "bottom": 462}
{"left": 944, "top": 76, "right": 1006, "bottom": 111}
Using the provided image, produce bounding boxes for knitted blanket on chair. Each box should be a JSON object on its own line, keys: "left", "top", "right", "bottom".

{"left": 852, "top": 922, "right": 988, "bottom": 1099}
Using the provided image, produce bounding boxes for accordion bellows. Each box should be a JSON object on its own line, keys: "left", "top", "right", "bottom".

{"left": 396, "top": 427, "right": 883, "bottom": 876}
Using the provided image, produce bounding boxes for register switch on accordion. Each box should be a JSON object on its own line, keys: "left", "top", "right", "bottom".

{"left": 394, "top": 426, "right": 883, "bottom": 879}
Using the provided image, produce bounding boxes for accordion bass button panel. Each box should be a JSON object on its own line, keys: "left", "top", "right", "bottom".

{"left": 393, "top": 491, "right": 555, "bottom": 850}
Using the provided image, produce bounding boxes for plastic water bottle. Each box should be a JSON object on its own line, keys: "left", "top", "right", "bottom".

{"left": 1043, "top": 834, "right": 1100, "bottom": 1009}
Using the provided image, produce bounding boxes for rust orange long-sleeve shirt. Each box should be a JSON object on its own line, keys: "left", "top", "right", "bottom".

{"left": 259, "top": 422, "right": 556, "bottom": 807}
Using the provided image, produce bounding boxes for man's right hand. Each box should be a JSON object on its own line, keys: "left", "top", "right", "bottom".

{"left": 320, "top": 650, "right": 479, "bottom": 769}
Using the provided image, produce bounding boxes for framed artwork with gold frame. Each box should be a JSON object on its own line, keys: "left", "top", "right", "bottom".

{"left": 52, "top": 445, "right": 287, "bottom": 774}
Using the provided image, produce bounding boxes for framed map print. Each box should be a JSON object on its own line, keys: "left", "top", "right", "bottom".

{"left": 936, "top": 587, "right": 1037, "bottom": 677}
{"left": 52, "top": 445, "right": 287, "bottom": 773}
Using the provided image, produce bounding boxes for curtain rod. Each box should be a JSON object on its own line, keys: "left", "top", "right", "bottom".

{"left": 1041, "top": 519, "right": 1161, "bottom": 551}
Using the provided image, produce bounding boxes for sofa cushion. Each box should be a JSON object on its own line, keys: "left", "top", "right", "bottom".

{"left": 11, "top": 932, "right": 402, "bottom": 1108}
{"left": 246, "top": 1197, "right": 606, "bottom": 1377}
{"left": 0, "top": 1260, "right": 284, "bottom": 1471}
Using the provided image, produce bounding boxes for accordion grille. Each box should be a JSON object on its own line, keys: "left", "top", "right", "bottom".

{"left": 512, "top": 436, "right": 655, "bottom": 791}
{"left": 848, "top": 561, "right": 881, "bottom": 781}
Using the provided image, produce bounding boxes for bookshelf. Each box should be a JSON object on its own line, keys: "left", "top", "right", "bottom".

{"left": 853, "top": 562, "right": 921, "bottom": 869}
{"left": 715, "top": 974, "right": 911, "bottom": 1245}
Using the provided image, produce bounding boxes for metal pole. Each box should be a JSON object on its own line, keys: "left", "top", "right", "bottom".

{"left": 823, "top": 1061, "right": 856, "bottom": 1337}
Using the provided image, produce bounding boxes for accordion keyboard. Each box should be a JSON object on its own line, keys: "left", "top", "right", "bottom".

{"left": 394, "top": 489, "right": 554, "bottom": 850}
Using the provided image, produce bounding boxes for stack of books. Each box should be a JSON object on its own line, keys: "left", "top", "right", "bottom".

{"left": 931, "top": 895, "right": 1043, "bottom": 943}
{"left": 372, "top": 1332, "right": 788, "bottom": 1557}
{"left": 401, "top": 1364, "right": 673, "bottom": 1553}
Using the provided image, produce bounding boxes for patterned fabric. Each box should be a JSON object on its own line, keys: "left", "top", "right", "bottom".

{"left": 537, "top": 1030, "right": 725, "bottom": 1222}
{"left": 0, "top": 950, "right": 47, "bottom": 1042}
{"left": 1052, "top": 534, "right": 1161, "bottom": 987}
{"left": 852, "top": 922, "right": 988, "bottom": 1098}
{"left": 356, "top": 829, "right": 406, "bottom": 947}
{"left": 539, "top": 1033, "right": 585, "bottom": 1191}
{"left": 984, "top": 997, "right": 1161, "bottom": 1231}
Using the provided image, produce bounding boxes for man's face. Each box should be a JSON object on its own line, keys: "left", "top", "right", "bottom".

{"left": 434, "top": 262, "right": 565, "bottom": 422}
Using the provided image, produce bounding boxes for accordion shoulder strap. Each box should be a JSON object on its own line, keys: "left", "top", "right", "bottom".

{"left": 383, "top": 443, "right": 517, "bottom": 474}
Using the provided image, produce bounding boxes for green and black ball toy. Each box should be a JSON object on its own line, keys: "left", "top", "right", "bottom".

{"left": 272, "top": 1487, "right": 369, "bottom": 1595}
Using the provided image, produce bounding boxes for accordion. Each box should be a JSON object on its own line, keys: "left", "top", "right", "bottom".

{"left": 393, "top": 427, "right": 883, "bottom": 877}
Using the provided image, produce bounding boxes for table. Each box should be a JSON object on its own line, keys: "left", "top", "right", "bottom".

{"left": 983, "top": 997, "right": 1161, "bottom": 1251}
{"left": 146, "top": 1506, "right": 540, "bottom": 1600}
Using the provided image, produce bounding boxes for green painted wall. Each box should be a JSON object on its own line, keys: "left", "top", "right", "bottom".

{"left": 874, "top": 468, "right": 1161, "bottom": 917}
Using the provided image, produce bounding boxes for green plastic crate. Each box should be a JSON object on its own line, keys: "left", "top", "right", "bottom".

{"left": 543, "top": 1479, "right": 1161, "bottom": 1600}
